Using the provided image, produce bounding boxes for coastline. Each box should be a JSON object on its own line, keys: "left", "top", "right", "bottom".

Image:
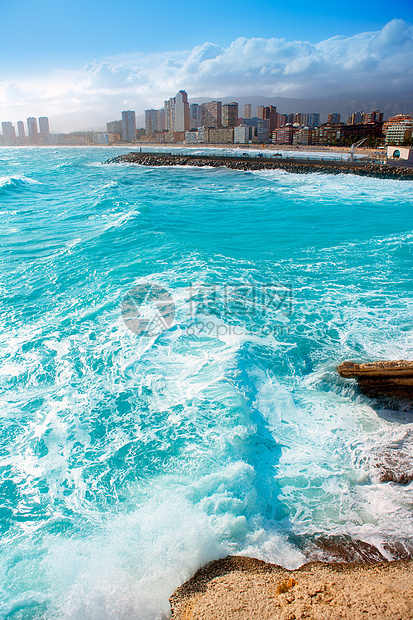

{"left": 170, "top": 555, "right": 413, "bottom": 619}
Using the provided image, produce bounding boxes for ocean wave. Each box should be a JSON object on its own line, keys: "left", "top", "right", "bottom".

{"left": 0, "top": 175, "right": 41, "bottom": 193}
{"left": 252, "top": 169, "right": 413, "bottom": 203}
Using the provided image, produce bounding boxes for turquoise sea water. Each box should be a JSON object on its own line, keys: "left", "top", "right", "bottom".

{"left": 1, "top": 146, "right": 413, "bottom": 619}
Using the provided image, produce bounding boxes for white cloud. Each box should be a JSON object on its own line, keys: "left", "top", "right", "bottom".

{"left": 1, "top": 19, "right": 412, "bottom": 127}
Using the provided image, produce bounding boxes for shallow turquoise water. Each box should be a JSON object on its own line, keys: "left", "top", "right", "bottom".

{"left": 0, "top": 147, "right": 413, "bottom": 619}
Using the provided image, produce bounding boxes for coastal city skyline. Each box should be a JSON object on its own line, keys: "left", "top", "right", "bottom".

{"left": 1, "top": 89, "right": 412, "bottom": 147}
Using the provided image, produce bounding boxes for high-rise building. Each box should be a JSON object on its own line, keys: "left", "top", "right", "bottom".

{"left": 174, "top": 90, "right": 190, "bottom": 132}
{"left": 279, "top": 113, "right": 293, "bottom": 127}
{"left": 257, "top": 105, "right": 265, "bottom": 120}
{"left": 1, "top": 121, "right": 16, "bottom": 145}
{"left": 201, "top": 101, "right": 222, "bottom": 128}
{"left": 27, "top": 117, "right": 39, "bottom": 144}
{"left": 38, "top": 117, "right": 50, "bottom": 135}
{"left": 121, "top": 110, "right": 136, "bottom": 141}
{"left": 293, "top": 113, "right": 307, "bottom": 125}
{"left": 222, "top": 102, "right": 238, "bottom": 128}
{"left": 327, "top": 113, "right": 341, "bottom": 125}
{"left": 262, "top": 106, "right": 277, "bottom": 133}
{"left": 306, "top": 113, "right": 320, "bottom": 129}
{"left": 384, "top": 114, "right": 413, "bottom": 126}
{"left": 164, "top": 91, "right": 190, "bottom": 132}
{"left": 190, "top": 103, "right": 201, "bottom": 129}
{"left": 164, "top": 99, "right": 173, "bottom": 132}
{"left": 349, "top": 111, "right": 363, "bottom": 125}
{"left": 17, "top": 121, "right": 25, "bottom": 139}
{"left": 256, "top": 119, "right": 270, "bottom": 142}
{"left": 279, "top": 114, "right": 287, "bottom": 127}
{"left": 145, "top": 109, "right": 158, "bottom": 136}
{"left": 243, "top": 104, "right": 252, "bottom": 119}
{"left": 157, "top": 108, "right": 165, "bottom": 132}
{"left": 362, "top": 109, "right": 383, "bottom": 124}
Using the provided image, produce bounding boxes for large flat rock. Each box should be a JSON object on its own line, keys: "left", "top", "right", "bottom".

{"left": 337, "top": 360, "right": 413, "bottom": 396}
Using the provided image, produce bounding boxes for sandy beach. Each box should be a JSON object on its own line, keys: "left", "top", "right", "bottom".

{"left": 170, "top": 556, "right": 413, "bottom": 619}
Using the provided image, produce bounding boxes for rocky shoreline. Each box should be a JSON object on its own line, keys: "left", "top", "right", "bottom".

{"left": 170, "top": 555, "right": 413, "bottom": 619}
{"left": 106, "top": 151, "right": 413, "bottom": 179}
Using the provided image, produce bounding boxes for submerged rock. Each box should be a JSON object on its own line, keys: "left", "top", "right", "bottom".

{"left": 290, "top": 534, "right": 388, "bottom": 563}
{"left": 369, "top": 429, "right": 413, "bottom": 484}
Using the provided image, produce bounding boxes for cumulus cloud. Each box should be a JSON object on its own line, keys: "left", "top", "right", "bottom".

{"left": 1, "top": 19, "right": 412, "bottom": 125}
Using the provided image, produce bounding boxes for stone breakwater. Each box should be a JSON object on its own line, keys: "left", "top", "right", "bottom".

{"left": 106, "top": 152, "right": 413, "bottom": 179}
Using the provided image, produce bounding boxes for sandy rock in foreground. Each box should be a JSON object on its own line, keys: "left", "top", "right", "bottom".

{"left": 170, "top": 556, "right": 413, "bottom": 620}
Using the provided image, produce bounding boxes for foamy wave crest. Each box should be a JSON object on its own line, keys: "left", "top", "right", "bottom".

{"left": 0, "top": 175, "right": 41, "bottom": 192}
{"left": 252, "top": 169, "right": 413, "bottom": 203}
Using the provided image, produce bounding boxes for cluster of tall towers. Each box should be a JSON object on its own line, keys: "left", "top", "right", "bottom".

{"left": 144, "top": 92, "right": 306, "bottom": 138}
{"left": 1, "top": 116, "right": 50, "bottom": 145}
{"left": 145, "top": 92, "right": 245, "bottom": 136}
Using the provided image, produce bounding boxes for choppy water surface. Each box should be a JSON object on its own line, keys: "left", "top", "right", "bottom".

{"left": 0, "top": 147, "right": 412, "bottom": 619}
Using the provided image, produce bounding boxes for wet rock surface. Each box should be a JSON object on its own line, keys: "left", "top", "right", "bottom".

{"left": 106, "top": 152, "right": 413, "bottom": 179}
{"left": 367, "top": 429, "right": 413, "bottom": 484}
{"left": 291, "top": 534, "right": 388, "bottom": 563}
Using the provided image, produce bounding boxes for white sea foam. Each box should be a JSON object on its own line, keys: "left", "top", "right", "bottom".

{"left": 253, "top": 169, "right": 413, "bottom": 203}
{"left": 0, "top": 174, "right": 41, "bottom": 188}
{"left": 0, "top": 491, "right": 226, "bottom": 620}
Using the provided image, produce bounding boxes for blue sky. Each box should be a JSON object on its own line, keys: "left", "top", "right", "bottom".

{"left": 1, "top": 0, "right": 412, "bottom": 76}
{"left": 0, "top": 1, "right": 412, "bottom": 126}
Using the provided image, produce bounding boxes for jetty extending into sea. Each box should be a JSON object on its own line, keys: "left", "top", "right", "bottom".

{"left": 106, "top": 150, "right": 413, "bottom": 179}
